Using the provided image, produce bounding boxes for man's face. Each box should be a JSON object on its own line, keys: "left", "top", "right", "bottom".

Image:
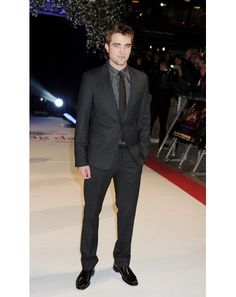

{"left": 105, "top": 33, "right": 132, "bottom": 70}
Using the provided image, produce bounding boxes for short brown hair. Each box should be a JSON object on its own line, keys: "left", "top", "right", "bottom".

{"left": 104, "top": 23, "right": 134, "bottom": 44}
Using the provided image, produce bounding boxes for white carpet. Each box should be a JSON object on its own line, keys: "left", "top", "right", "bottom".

{"left": 30, "top": 116, "right": 205, "bottom": 297}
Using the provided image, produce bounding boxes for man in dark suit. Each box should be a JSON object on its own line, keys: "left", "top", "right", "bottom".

{"left": 74, "top": 23, "right": 150, "bottom": 290}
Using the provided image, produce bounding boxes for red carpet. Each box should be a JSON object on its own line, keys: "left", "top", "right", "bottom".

{"left": 145, "top": 156, "right": 206, "bottom": 205}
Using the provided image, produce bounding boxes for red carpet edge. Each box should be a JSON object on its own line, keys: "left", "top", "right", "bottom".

{"left": 145, "top": 156, "right": 206, "bottom": 206}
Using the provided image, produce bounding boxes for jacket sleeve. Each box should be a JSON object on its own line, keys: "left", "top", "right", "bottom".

{"left": 74, "top": 73, "right": 93, "bottom": 167}
{"left": 138, "top": 74, "right": 151, "bottom": 162}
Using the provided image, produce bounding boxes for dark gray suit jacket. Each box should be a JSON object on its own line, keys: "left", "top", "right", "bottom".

{"left": 74, "top": 63, "right": 150, "bottom": 169}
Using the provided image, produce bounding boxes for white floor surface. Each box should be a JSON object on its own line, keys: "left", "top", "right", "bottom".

{"left": 30, "top": 116, "right": 205, "bottom": 297}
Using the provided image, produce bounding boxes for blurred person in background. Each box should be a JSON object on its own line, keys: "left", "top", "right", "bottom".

{"left": 150, "top": 61, "right": 174, "bottom": 145}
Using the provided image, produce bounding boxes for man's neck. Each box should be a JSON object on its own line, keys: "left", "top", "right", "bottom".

{"left": 108, "top": 60, "right": 127, "bottom": 71}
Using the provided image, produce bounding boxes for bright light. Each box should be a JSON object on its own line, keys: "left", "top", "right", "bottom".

{"left": 40, "top": 97, "right": 44, "bottom": 102}
{"left": 162, "top": 47, "right": 166, "bottom": 51}
{"left": 160, "top": 3, "right": 167, "bottom": 7}
{"left": 63, "top": 113, "right": 76, "bottom": 124}
{"left": 54, "top": 98, "right": 63, "bottom": 107}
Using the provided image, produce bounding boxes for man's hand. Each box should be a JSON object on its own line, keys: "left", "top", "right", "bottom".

{"left": 77, "top": 165, "right": 91, "bottom": 179}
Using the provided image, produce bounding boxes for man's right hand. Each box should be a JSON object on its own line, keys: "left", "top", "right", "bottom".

{"left": 77, "top": 165, "right": 91, "bottom": 179}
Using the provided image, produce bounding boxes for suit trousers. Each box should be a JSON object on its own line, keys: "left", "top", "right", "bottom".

{"left": 80, "top": 146, "right": 142, "bottom": 270}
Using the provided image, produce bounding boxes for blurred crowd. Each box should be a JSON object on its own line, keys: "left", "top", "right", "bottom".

{"left": 130, "top": 48, "right": 206, "bottom": 144}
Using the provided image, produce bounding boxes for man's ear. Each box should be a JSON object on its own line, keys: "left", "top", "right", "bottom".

{"left": 105, "top": 43, "right": 109, "bottom": 54}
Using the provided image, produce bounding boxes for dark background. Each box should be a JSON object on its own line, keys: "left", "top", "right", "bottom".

{"left": 30, "top": 15, "right": 88, "bottom": 116}
{"left": 30, "top": 0, "right": 206, "bottom": 117}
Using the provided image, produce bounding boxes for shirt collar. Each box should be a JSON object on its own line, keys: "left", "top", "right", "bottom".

{"left": 107, "top": 62, "right": 129, "bottom": 79}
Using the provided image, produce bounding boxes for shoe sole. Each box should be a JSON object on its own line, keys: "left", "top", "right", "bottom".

{"left": 113, "top": 266, "right": 138, "bottom": 286}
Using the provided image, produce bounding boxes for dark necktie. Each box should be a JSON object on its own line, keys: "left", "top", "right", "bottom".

{"left": 118, "top": 71, "right": 126, "bottom": 115}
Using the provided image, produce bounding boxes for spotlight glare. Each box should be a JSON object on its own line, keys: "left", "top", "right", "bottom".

{"left": 63, "top": 113, "right": 76, "bottom": 124}
{"left": 55, "top": 98, "right": 63, "bottom": 107}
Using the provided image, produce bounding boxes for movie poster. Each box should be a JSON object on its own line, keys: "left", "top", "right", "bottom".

{"left": 170, "top": 99, "right": 206, "bottom": 145}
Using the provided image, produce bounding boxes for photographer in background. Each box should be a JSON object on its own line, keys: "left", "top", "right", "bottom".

{"left": 150, "top": 61, "right": 174, "bottom": 145}
{"left": 193, "top": 62, "right": 206, "bottom": 99}
{"left": 169, "top": 54, "right": 195, "bottom": 96}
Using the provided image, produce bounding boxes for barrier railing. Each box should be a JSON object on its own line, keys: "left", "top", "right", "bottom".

{"left": 156, "top": 95, "right": 206, "bottom": 175}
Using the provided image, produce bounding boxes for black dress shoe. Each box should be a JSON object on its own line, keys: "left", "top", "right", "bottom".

{"left": 75, "top": 269, "right": 95, "bottom": 290}
{"left": 113, "top": 264, "right": 138, "bottom": 286}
